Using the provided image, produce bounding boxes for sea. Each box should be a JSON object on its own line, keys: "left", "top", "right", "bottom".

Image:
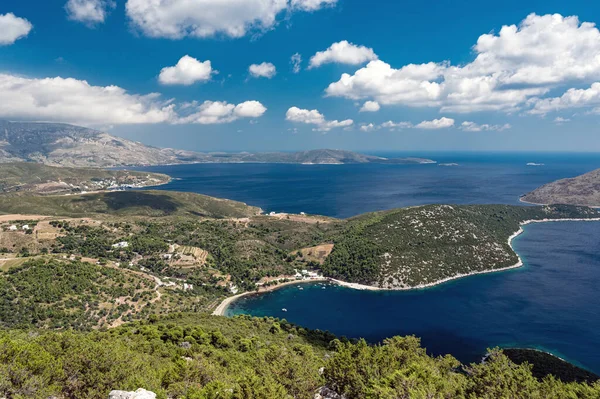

{"left": 134, "top": 152, "right": 600, "bottom": 373}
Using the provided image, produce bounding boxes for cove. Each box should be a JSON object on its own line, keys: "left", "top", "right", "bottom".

{"left": 227, "top": 221, "right": 600, "bottom": 374}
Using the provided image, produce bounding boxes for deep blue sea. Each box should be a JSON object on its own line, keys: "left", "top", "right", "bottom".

{"left": 136, "top": 152, "right": 599, "bottom": 218}
{"left": 135, "top": 152, "right": 600, "bottom": 372}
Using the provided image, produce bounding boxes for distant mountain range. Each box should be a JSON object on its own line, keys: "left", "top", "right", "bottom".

{"left": 522, "top": 168, "right": 600, "bottom": 207}
{"left": 0, "top": 120, "right": 435, "bottom": 168}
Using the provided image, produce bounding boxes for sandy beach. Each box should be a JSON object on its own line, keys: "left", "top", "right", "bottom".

{"left": 212, "top": 217, "right": 600, "bottom": 315}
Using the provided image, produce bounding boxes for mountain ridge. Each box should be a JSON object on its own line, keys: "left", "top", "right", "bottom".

{"left": 0, "top": 120, "right": 435, "bottom": 167}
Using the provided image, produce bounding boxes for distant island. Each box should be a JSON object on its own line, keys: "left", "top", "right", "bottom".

{"left": 522, "top": 168, "right": 600, "bottom": 207}
{"left": 0, "top": 120, "right": 435, "bottom": 168}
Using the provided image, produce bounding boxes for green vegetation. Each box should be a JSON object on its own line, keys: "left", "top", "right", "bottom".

{"left": 504, "top": 349, "right": 600, "bottom": 384}
{"left": 0, "top": 258, "right": 156, "bottom": 329}
{"left": 1, "top": 313, "right": 599, "bottom": 399}
{"left": 0, "top": 190, "right": 262, "bottom": 219}
{"left": 322, "top": 204, "right": 599, "bottom": 287}
{"left": 1, "top": 188, "right": 599, "bottom": 397}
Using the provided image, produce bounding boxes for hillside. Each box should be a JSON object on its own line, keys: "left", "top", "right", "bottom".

{"left": 1, "top": 313, "right": 599, "bottom": 399}
{"left": 321, "top": 204, "right": 599, "bottom": 288}
{"left": 0, "top": 190, "right": 262, "bottom": 219}
{"left": 0, "top": 120, "right": 434, "bottom": 167}
{"left": 522, "top": 168, "right": 600, "bottom": 206}
{"left": 0, "top": 162, "right": 169, "bottom": 195}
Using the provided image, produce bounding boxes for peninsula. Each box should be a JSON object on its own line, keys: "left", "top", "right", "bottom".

{"left": 522, "top": 168, "right": 600, "bottom": 207}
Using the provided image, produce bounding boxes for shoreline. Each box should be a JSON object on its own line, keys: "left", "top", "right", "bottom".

{"left": 212, "top": 278, "right": 328, "bottom": 316}
{"left": 519, "top": 197, "right": 600, "bottom": 209}
{"left": 212, "top": 217, "right": 600, "bottom": 315}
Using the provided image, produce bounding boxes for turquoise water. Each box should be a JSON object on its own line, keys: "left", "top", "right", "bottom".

{"left": 227, "top": 221, "right": 600, "bottom": 373}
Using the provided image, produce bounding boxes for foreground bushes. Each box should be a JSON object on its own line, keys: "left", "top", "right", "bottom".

{"left": 0, "top": 314, "right": 599, "bottom": 399}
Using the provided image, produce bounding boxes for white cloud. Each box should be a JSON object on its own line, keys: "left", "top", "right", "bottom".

{"left": 381, "top": 121, "right": 413, "bottom": 130}
{"left": 0, "top": 73, "right": 176, "bottom": 126}
{"left": 529, "top": 82, "right": 600, "bottom": 114}
{"left": 554, "top": 116, "right": 571, "bottom": 124}
{"left": 460, "top": 121, "right": 511, "bottom": 132}
{"left": 290, "top": 53, "right": 303, "bottom": 73}
{"left": 290, "top": 0, "right": 337, "bottom": 11}
{"left": 158, "top": 55, "right": 215, "bottom": 86}
{"left": 66, "top": 0, "right": 115, "bottom": 25}
{"left": 0, "top": 72, "right": 267, "bottom": 126}
{"left": 359, "top": 123, "right": 379, "bottom": 132}
{"left": 359, "top": 101, "right": 380, "bottom": 112}
{"left": 309, "top": 40, "right": 378, "bottom": 69}
{"left": 0, "top": 13, "right": 33, "bottom": 45}
{"left": 326, "top": 14, "right": 600, "bottom": 114}
{"left": 125, "top": 0, "right": 337, "bottom": 39}
{"left": 415, "top": 117, "right": 455, "bottom": 129}
{"left": 178, "top": 100, "right": 266, "bottom": 124}
{"left": 286, "top": 106, "right": 353, "bottom": 132}
{"left": 249, "top": 62, "right": 277, "bottom": 79}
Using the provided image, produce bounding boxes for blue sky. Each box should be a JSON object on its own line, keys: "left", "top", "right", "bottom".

{"left": 1, "top": 0, "right": 600, "bottom": 152}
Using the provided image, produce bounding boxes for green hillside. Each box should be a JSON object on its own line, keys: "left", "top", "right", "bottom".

{"left": 0, "top": 190, "right": 261, "bottom": 219}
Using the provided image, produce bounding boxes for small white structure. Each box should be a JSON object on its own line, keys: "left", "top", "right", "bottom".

{"left": 163, "top": 253, "right": 172, "bottom": 260}
{"left": 8, "top": 225, "right": 17, "bottom": 231}
{"left": 22, "top": 225, "right": 30, "bottom": 230}
{"left": 307, "top": 271, "right": 319, "bottom": 278}
{"left": 112, "top": 241, "right": 129, "bottom": 249}
{"left": 300, "top": 212, "right": 306, "bottom": 215}
{"left": 183, "top": 283, "right": 194, "bottom": 291}
{"left": 230, "top": 284, "right": 239, "bottom": 294}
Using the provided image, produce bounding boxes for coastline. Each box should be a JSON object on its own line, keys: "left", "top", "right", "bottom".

{"left": 212, "top": 217, "right": 600, "bottom": 315}
{"left": 519, "top": 197, "right": 600, "bottom": 209}
{"left": 212, "top": 278, "right": 328, "bottom": 316}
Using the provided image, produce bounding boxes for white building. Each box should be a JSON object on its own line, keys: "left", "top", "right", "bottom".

{"left": 112, "top": 241, "right": 129, "bottom": 248}
{"left": 22, "top": 225, "right": 30, "bottom": 230}
{"left": 8, "top": 225, "right": 17, "bottom": 231}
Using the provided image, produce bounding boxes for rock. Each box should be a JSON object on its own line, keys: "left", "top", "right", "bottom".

{"left": 314, "top": 387, "right": 345, "bottom": 399}
{"left": 179, "top": 341, "right": 192, "bottom": 349}
{"left": 108, "top": 388, "right": 156, "bottom": 399}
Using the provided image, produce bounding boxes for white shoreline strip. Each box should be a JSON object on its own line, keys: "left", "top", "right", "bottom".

{"left": 212, "top": 217, "right": 600, "bottom": 315}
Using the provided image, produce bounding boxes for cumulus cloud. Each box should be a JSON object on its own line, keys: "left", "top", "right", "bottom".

{"left": 460, "top": 121, "right": 511, "bottom": 132}
{"left": 0, "top": 13, "right": 33, "bottom": 45}
{"left": 286, "top": 106, "right": 353, "bottom": 132}
{"left": 309, "top": 40, "right": 378, "bottom": 69}
{"left": 158, "top": 56, "right": 215, "bottom": 86}
{"left": 66, "top": 0, "right": 115, "bottom": 25}
{"left": 359, "top": 123, "right": 379, "bottom": 132}
{"left": 178, "top": 100, "right": 267, "bottom": 124}
{"left": 415, "top": 117, "right": 455, "bottom": 129}
{"left": 326, "top": 14, "right": 600, "bottom": 114}
{"left": 0, "top": 73, "right": 177, "bottom": 126}
{"left": 0, "top": 72, "right": 267, "bottom": 126}
{"left": 529, "top": 82, "right": 600, "bottom": 114}
{"left": 359, "top": 101, "right": 380, "bottom": 112}
{"left": 249, "top": 62, "right": 277, "bottom": 79}
{"left": 290, "top": 53, "right": 303, "bottom": 73}
{"left": 554, "top": 116, "right": 571, "bottom": 124}
{"left": 125, "top": 0, "right": 337, "bottom": 39}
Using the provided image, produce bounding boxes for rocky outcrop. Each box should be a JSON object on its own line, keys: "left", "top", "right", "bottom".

{"left": 108, "top": 388, "right": 156, "bottom": 399}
